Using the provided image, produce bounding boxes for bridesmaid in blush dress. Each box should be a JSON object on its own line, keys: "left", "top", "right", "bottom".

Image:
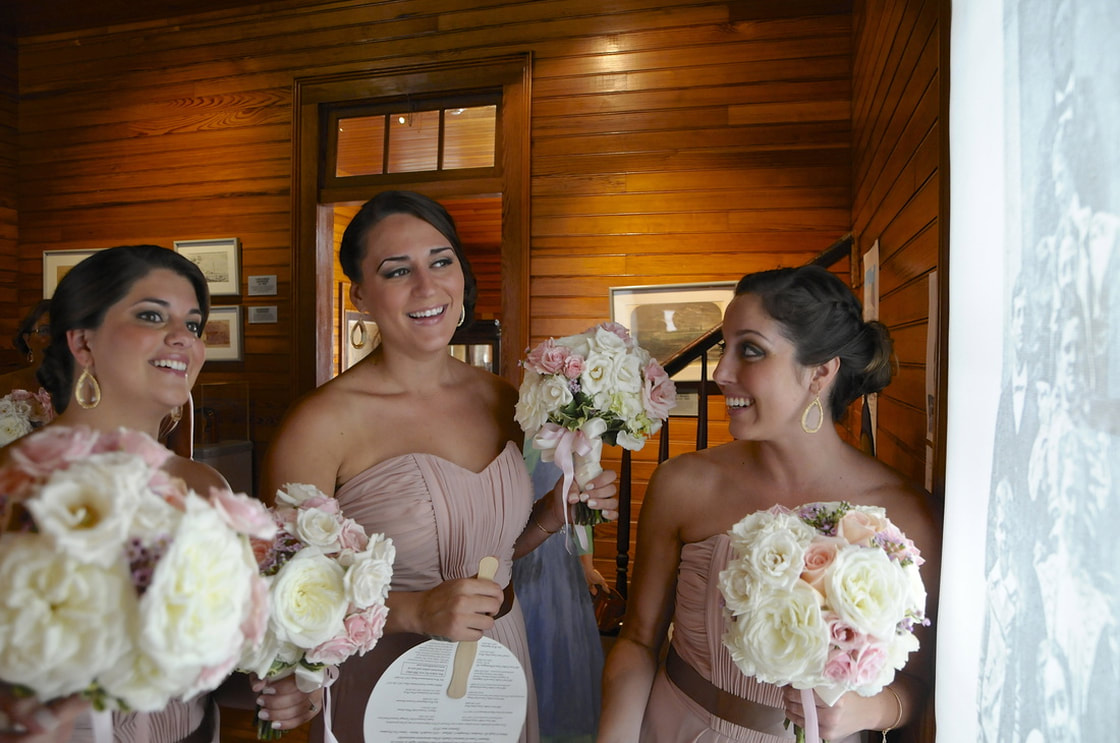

{"left": 598, "top": 266, "right": 941, "bottom": 743}
{"left": 261, "top": 191, "right": 620, "bottom": 743}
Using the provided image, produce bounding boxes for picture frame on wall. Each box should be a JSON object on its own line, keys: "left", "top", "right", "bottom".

{"left": 174, "top": 238, "right": 241, "bottom": 296}
{"left": 609, "top": 281, "right": 736, "bottom": 383}
{"left": 42, "top": 249, "right": 101, "bottom": 298}
{"left": 203, "top": 306, "right": 243, "bottom": 362}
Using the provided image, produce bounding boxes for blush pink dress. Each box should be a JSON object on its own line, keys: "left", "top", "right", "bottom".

{"left": 68, "top": 699, "right": 217, "bottom": 743}
{"left": 640, "top": 535, "right": 862, "bottom": 743}
{"left": 315, "top": 441, "right": 539, "bottom": 743}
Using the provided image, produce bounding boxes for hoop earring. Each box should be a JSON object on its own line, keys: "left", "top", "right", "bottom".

{"left": 457, "top": 306, "right": 466, "bottom": 328}
{"left": 801, "top": 396, "right": 824, "bottom": 434}
{"left": 350, "top": 320, "right": 368, "bottom": 349}
{"left": 74, "top": 366, "right": 102, "bottom": 410}
{"left": 159, "top": 406, "right": 182, "bottom": 440}
{"left": 26, "top": 351, "right": 34, "bottom": 364}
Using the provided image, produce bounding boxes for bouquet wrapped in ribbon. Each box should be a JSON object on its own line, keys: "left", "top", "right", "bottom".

{"left": 718, "top": 501, "right": 928, "bottom": 743}
{"left": 0, "top": 425, "right": 273, "bottom": 713}
{"left": 0, "top": 389, "right": 55, "bottom": 447}
{"left": 515, "top": 322, "right": 676, "bottom": 533}
{"left": 239, "top": 482, "right": 394, "bottom": 740}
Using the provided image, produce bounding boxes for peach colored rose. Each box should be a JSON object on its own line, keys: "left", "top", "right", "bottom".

{"left": 837, "top": 508, "right": 886, "bottom": 547}
{"left": 801, "top": 536, "right": 847, "bottom": 592}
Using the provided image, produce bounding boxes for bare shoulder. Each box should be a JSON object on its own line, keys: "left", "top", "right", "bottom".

{"left": 643, "top": 443, "right": 748, "bottom": 523}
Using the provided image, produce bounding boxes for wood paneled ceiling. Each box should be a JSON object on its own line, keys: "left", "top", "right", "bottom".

{"left": 7, "top": 0, "right": 267, "bottom": 37}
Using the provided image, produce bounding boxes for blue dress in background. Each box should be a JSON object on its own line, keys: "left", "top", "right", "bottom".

{"left": 513, "top": 445, "right": 604, "bottom": 743}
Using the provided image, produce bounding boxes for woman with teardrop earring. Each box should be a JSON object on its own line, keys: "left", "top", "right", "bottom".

{"left": 0, "top": 245, "right": 321, "bottom": 743}
{"left": 262, "top": 190, "right": 621, "bottom": 743}
{"left": 598, "top": 265, "right": 942, "bottom": 743}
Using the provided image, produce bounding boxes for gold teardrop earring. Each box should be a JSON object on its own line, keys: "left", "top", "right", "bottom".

{"left": 800, "top": 395, "right": 824, "bottom": 434}
{"left": 350, "top": 320, "right": 369, "bottom": 349}
{"left": 74, "top": 366, "right": 102, "bottom": 410}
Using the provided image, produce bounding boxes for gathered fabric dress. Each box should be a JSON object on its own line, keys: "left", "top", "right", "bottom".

{"left": 316, "top": 441, "right": 539, "bottom": 743}
{"left": 640, "top": 534, "right": 863, "bottom": 743}
{"left": 68, "top": 700, "right": 217, "bottom": 743}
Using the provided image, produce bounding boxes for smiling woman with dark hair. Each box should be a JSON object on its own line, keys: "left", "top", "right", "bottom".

{"left": 0, "top": 245, "right": 320, "bottom": 743}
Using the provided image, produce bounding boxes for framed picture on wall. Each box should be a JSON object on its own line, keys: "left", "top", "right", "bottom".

{"left": 42, "top": 249, "right": 101, "bottom": 298}
{"left": 609, "top": 281, "right": 736, "bottom": 382}
{"left": 174, "top": 238, "right": 241, "bottom": 296}
{"left": 203, "top": 306, "right": 243, "bottom": 362}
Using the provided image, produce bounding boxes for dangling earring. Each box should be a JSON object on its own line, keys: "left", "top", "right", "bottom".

{"left": 26, "top": 351, "right": 34, "bottom": 364}
{"left": 457, "top": 306, "right": 466, "bottom": 328}
{"left": 159, "top": 406, "right": 183, "bottom": 440}
{"left": 74, "top": 366, "right": 102, "bottom": 410}
{"left": 801, "top": 396, "right": 824, "bottom": 434}
{"left": 350, "top": 320, "right": 368, "bottom": 349}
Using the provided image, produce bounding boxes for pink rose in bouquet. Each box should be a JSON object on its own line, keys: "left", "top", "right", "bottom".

{"left": 515, "top": 322, "right": 676, "bottom": 529}
{"left": 239, "top": 482, "right": 394, "bottom": 739}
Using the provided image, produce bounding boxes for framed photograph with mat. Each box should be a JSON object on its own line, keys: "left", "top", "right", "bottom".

{"left": 174, "top": 238, "right": 241, "bottom": 296}
{"left": 203, "top": 306, "right": 243, "bottom": 362}
{"left": 609, "top": 281, "right": 736, "bottom": 383}
{"left": 42, "top": 249, "right": 101, "bottom": 298}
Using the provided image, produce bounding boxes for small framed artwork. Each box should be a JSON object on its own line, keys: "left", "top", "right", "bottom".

{"left": 609, "top": 281, "right": 736, "bottom": 383}
{"left": 174, "top": 238, "right": 241, "bottom": 296}
{"left": 42, "top": 249, "right": 101, "bottom": 298}
{"left": 342, "top": 310, "right": 379, "bottom": 371}
{"left": 203, "top": 306, "right": 243, "bottom": 362}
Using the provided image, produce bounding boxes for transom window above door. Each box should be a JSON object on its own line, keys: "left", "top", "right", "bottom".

{"left": 327, "top": 93, "right": 499, "bottom": 182}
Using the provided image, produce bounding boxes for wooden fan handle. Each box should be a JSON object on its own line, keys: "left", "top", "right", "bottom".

{"left": 446, "top": 556, "right": 500, "bottom": 699}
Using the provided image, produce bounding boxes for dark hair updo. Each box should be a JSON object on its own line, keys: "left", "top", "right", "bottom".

{"left": 38, "top": 244, "right": 210, "bottom": 413}
{"left": 735, "top": 264, "right": 894, "bottom": 422}
{"left": 338, "top": 190, "right": 478, "bottom": 326}
{"left": 14, "top": 299, "right": 51, "bottom": 357}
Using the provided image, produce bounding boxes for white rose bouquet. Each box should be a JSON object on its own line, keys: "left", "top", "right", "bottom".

{"left": 239, "top": 482, "right": 394, "bottom": 740}
{"left": 515, "top": 322, "right": 676, "bottom": 530}
{"left": 0, "top": 388, "right": 54, "bottom": 447}
{"left": 718, "top": 501, "right": 928, "bottom": 743}
{"left": 0, "top": 425, "right": 273, "bottom": 713}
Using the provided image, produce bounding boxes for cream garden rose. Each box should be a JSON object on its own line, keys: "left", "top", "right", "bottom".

{"left": 344, "top": 544, "right": 396, "bottom": 608}
{"left": 140, "top": 497, "right": 261, "bottom": 682}
{"left": 26, "top": 453, "right": 148, "bottom": 568}
{"left": 825, "top": 545, "right": 912, "bottom": 639}
{"left": 270, "top": 548, "right": 349, "bottom": 648}
{"left": 722, "top": 579, "right": 829, "bottom": 685}
{"left": 0, "top": 534, "right": 134, "bottom": 701}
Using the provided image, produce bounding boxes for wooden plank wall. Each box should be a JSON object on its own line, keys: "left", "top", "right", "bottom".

{"left": 850, "top": 0, "right": 944, "bottom": 492}
{"left": 10, "top": 0, "right": 856, "bottom": 519}
{"left": 0, "top": 26, "right": 17, "bottom": 370}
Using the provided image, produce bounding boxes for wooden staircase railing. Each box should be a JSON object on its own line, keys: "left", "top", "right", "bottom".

{"left": 611, "top": 233, "right": 853, "bottom": 598}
